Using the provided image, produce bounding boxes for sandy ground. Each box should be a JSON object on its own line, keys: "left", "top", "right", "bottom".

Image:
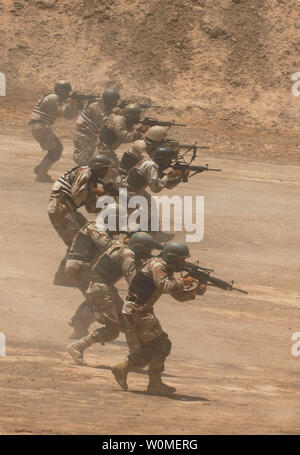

{"left": 0, "top": 129, "right": 300, "bottom": 435}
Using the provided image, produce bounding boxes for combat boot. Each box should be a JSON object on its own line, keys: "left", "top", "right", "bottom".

{"left": 68, "top": 323, "right": 89, "bottom": 340}
{"left": 34, "top": 157, "right": 53, "bottom": 182}
{"left": 67, "top": 333, "right": 97, "bottom": 365}
{"left": 146, "top": 372, "right": 176, "bottom": 396}
{"left": 111, "top": 357, "right": 133, "bottom": 391}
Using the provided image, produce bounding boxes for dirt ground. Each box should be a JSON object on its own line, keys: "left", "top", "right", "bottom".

{"left": 0, "top": 126, "right": 299, "bottom": 435}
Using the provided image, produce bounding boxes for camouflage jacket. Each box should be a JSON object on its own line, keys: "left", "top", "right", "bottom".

{"left": 103, "top": 114, "right": 141, "bottom": 150}
{"left": 75, "top": 100, "right": 104, "bottom": 137}
{"left": 125, "top": 158, "right": 181, "bottom": 194}
{"left": 29, "top": 93, "right": 78, "bottom": 126}
{"left": 68, "top": 221, "right": 115, "bottom": 263}
{"left": 49, "top": 166, "right": 98, "bottom": 213}
{"left": 128, "top": 256, "right": 193, "bottom": 308}
{"left": 92, "top": 240, "right": 138, "bottom": 285}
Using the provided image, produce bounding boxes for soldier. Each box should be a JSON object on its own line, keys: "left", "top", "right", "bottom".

{"left": 98, "top": 103, "right": 145, "bottom": 170}
{"left": 67, "top": 232, "right": 161, "bottom": 365}
{"left": 124, "top": 145, "right": 186, "bottom": 196}
{"left": 47, "top": 154, "right": 113, "bottom": 285}
{"left": 29, "top": 81, "right": 80, "bottom": 182}
{"left": 65, "top": 220, "right": 115, "bottom": 338}
{"left": 111, "top": 241, "right": 206, "bottom": 396}
{"left": 73, "top": 88, "right": 121, "bottom": 166}
{"left": 119, "top": 126, "right": 169, "bottom": 175}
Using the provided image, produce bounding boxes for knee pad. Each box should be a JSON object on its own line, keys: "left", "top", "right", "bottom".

{"left": 153, "top": 332, "right": 172, "bottom": 357}
{"left": 46, "top": 140, "right": 63, "bottom": 162}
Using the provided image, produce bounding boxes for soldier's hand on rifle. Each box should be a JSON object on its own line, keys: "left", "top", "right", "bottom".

{"left": 167, "top": 169, "right": 183, "bottom": 179}
{"left": 92, "top": 187, "right": 107, "bottom": 196}
{"left": 136, "top": 123, "right": 149, "bottom": 133}
{"left": 198, "top": 283, "right": 207, "bottom": 295}
{"left": 182, "top": 276, "right": 198, "bottom": 287}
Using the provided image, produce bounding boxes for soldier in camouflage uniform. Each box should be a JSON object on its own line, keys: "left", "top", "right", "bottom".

{"left": 65, "top": 219, "right": 116, "bottom": 339}
{"left": 29, "top": 81, "right": 80, "bottom": 182}
{"left": 98, "top": 103, "right": 145, "bottom": 170}
{"left": 47, "top": 154, "right": 113, "bottom": 285}
{"left": 67, "top": 232, "right": 161, "bottom": 365}
{"left": 119, "top": 126, "right": 170, "bottom": 175}
{"left": 122, "top": 145, "right": 187, "bottom": 241}
{"left": 111, "top": 241, "right": 205, "bottom": 396}
{"left": 73, "top": 88, "right": 121, "bottom": 166}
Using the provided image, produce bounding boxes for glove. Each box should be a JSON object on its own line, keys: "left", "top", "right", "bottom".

{"left": 198, "top": 283, "right": 207, "bottom": 295}
{"left": 91, "top": 187, "right": 107, "bottom": 196}
{"left": 182, "top": 276, "right": 199, "bottom": 287}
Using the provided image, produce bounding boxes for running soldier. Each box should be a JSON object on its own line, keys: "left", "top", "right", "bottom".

{"left": 29, "top": 81, "right": 80, "bottom": 182}
{"left": 111, "top": 241, "right": 205, "bottom": 396}
{"left": 67, "top": 232, "right": 161, "bottom": 364}
{"left": 47, "top": 154, "right": 113, "bottom": 285}
{"left": 73, "top": 88, "right": 121, "bottom": 166}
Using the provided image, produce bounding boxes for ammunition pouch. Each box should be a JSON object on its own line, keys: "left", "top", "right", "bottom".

{"left": 93, "top": 252, "right": 122, "bottom": 283}
{"left": 128, "top": 271, "right": 156, "bottom": 304}
{"left": 126, "top": 167, "right": 148, "bottom": 192}
{"left": 68, "top": 232, "right": 96, "bottom": 262}
{"left": 99, "top": 125, "right": 117, "bottom": 146}
{"left": 120, "top": 152, "right": 139, "bottom": 172}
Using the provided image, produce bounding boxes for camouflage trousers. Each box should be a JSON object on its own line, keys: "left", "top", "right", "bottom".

{"left": 85, "top": 279, "right": 139, "bottom": 352}
{"left": 47, "top": 198, "right": 87, "bottom": 246}
{"left": 65, "top": 259, "right": 92, "bottom": 295}
{"left": 122, "top": 301, "right": 171, "bottom": 373}
{"left": 30, "top": 121, "right": 63, "bottom": 162}
{"left": 73, "top": 131, "right": 97, "bottom": 166}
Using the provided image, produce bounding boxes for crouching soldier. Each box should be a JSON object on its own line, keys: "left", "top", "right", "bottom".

{"left": 47, "top": 154, "right": 112, "bottom": 285}
{"left": 65, "top": 220, "right": 116, "bottom": 338}
{"left": 67, "top": 231, "right": 161, "bottom": 364}
{"left": 111, "top": 241, "right": 206, "bottom": 396}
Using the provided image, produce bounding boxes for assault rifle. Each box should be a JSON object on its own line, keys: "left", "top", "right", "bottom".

{"left": 179, "top": 144, "right": 210, "bottom": 150}
{"left": 170, "top": 142, "right": 221, "bottom": 182}
{"left": 181, "top": 261, "right": 248, "bottom": 295}
{"left": 70, "top": 91, "right": 101, "bottom": 103}
{"left": 139, "top": 104, "right": 162, "bottom": 109}
{"left": 171, "top": 162, "right": 221, "bottom": 181}
{"left": 141, "top": 117, "right": 187, "bottom": 128}
{"left": 118, "top": 100, "right": 161, "bottom": 110}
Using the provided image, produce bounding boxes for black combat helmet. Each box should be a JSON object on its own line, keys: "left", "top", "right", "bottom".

{"left": 162, "top": 241, "right": 191, "bottom": 263}
{"left": 151, "top": 146, "right": 176, "bottom": 165}
{"left": 102, "top": 88, "right": 120, "bottom": 106}
{"left": 129, "top": 232, "right": 161, "bottom": 254}
{"left": 54, "top": 80, "right": 72, "bottom": 94}
{"left": 88, "top": 154, "right": 112, "bottom": 170}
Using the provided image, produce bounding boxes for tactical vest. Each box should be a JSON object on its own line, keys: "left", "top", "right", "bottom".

{"left": 99, "top": 125, "right": 117, "bottom": 146}
{"left": 92, "top": 245, "right": 123, "bottom": 283}
{"left": 126, "top": 167, "right": 148, "bottom": 192}
{"left": 120, "top": 151, "right": 139, "bottom": 173}
{"left": 128, "top": 271, "right": 156, "bottom": 304}
{"left": 68, "top": 232, "right": 97, "bottom": 263}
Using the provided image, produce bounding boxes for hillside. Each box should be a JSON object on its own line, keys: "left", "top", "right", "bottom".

{"left": 1, "top": 0, "right": 300, "bottom": 132}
